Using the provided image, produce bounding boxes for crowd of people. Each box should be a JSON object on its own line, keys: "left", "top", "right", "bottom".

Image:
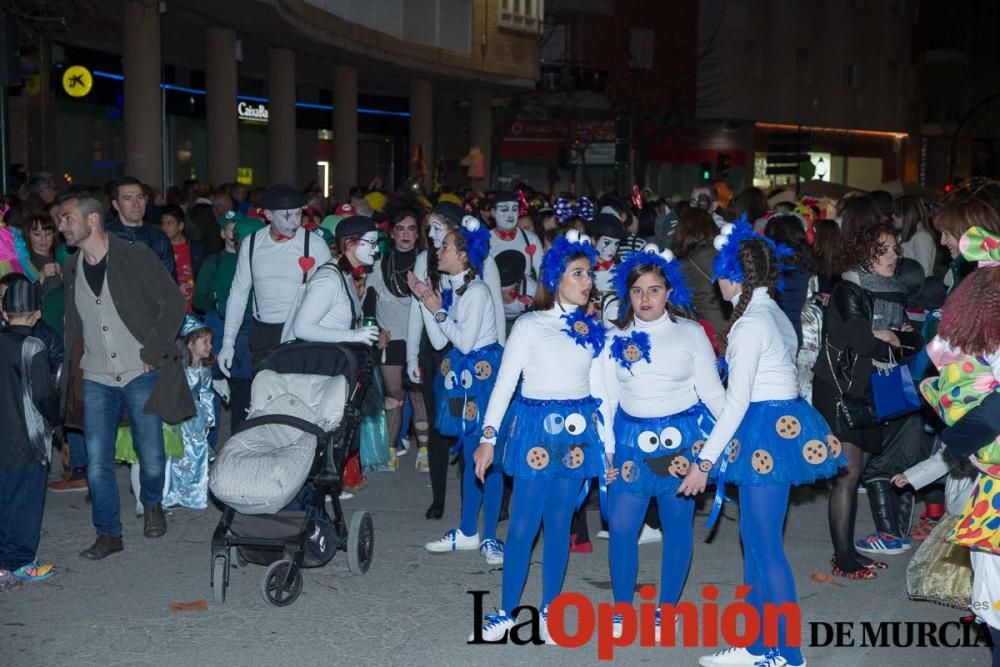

{"left": 1, "top": 169, "right": 1000, "bottom": 666}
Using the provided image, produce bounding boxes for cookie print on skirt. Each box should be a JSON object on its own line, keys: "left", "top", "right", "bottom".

{"left": 498, "top": 395, "right": 605, "bottom": 480}
{"left": 433, "top": 343, "right": 503, "bottom": 439}
{"left": 726, "top": 398, "right": 847, "bottom": 486}
{"left": 613, "top": 403, "right": 717, "bottom": 496}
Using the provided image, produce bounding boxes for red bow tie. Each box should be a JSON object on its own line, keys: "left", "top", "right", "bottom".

{"left": 495, "top": 228, "right": 518, "bottom": 242}
{"left": 595, "top": 259, "right": 613, "bottom": 272}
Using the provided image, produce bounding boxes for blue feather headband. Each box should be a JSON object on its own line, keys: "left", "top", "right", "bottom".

{"left": 458, "top": 215, "right": 491, "bottom": 277}
{"left": 711, "top": 215, "right": 795, "bottom": 290}
{"left": 541, "top": 229, "right": 598, "bottom": 292}
{"left": 611, "top": 242, "right": 693, "bottom": 309}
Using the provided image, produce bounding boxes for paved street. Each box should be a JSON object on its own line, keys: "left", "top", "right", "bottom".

{"left": 2, "top": 453, "right": 990, "bottom": 666}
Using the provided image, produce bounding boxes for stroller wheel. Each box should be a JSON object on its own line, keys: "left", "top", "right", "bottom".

{"left": 347, "top": 511, "right": 374, "bottom": 575}
{"left": 230, "top": 546, "right": 248, "bottom": 568}
{"left": 212, "top": 556, "right": 227, "bottom": 605}
{"left": 261, "top": 559, "right": 303, "bottom": 607}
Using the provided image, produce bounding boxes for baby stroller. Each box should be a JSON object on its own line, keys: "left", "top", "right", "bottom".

{"left": 208, "top": 341, "right": 376, "bottom": 606}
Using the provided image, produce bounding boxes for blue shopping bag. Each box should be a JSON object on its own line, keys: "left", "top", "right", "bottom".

{"left": 871, "top": 362, "right": 922, "bottom": 421}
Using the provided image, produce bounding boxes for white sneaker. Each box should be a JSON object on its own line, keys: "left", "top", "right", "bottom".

{"left": 397, "top": 437, "right": 411, "bottom": 456}
{"left": 612, "top": 613, "right": 623, "bottom": 638}
{"left": 596, "top": 530, "right": 609, "bottom": 540}
{"left": 699, "top": 647, "right": 766, "bottom": 666}
{"left": 426, "top": 528, "right": 480, "bottom": 552}
{"left": 540, "top": 606, "right": 556, "bottom": 645}
{"left": 480, "top": 538, "right": 504, "bottom": 565}
{"left": 753, "top": 650, "right": 792, "bottom": 667}
{"left": 339, "top": 491, "right": 354, "bottom": 500}
{"left": 468, "top": 609, "right": 515, "bottom": 642}
{"left": 415, "top": 447, "right": 430, "bottom": 472}
{"left": 638, "top": 525, "right": 662, "bottom": 544}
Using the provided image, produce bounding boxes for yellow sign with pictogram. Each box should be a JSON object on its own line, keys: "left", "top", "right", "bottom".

{"left": 62, "top": 65, "right": 93, "bottom": 98}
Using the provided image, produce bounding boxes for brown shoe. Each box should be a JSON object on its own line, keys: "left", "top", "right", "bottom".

{"left": 143, "top": 504, "right": 167, "bottom": 538}
{"left": 80, "top": 534, "right": 124, "bottom": 560}
{"left": 49, "top": 469, "right": 88, "bottom": 492}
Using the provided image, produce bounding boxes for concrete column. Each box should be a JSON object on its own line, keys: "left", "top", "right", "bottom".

{"left": 470, "top": 89, "right": 492, "bottom": 187}
{"left": 206, "top": 27, "right": 238, "bottom": 185}
{"left": 333, "top": 64, "right": 358, "bottom": 199}
{"left": 26, "top": 35, "right": 57, "bottom": 174}
{"left": 122, "top": 0, "right": 162, "bottom": 188}
{"left": 409, "top": 79, "right": 433, "bottom": 179}
{"left": 268, "top": 48, "right": 296, "bottom": 185}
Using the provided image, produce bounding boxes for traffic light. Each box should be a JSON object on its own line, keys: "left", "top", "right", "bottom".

{"left": 716, "top": 153, "right": 731, "bottom": 179}
{"left": 701, "top": 162, "right": 712, "bottom": 181}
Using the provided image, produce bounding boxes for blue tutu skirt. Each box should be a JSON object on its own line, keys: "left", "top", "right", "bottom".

{"left": 433, "top": 343, "right": 503, "bottom": 440}
{"left": 726, "top": 398, "right": 846, "bottom": 487}
{"left": 614, "top": 403, "right": 717, "bottom": 497}
{"left": 498, "top": 395, "right": 605, "bottom": 480}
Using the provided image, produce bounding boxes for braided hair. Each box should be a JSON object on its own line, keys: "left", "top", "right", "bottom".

{"left": 443, "top": 230, "right": 478, "bottom": 297}
{"left": 718, "top": 237, "right": 779, "bottom": 356}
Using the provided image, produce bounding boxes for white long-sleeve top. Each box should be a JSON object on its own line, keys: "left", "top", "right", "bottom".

{"left": 406, "top": 250, "right": 506, "bottom": 367}
{"left": 222, "top": 227, "right": 331, "bottom": 347}
{"left": 489, "top": 228, "right": 543, "bottom": 297}
{"left": 368, "top": 254, "right": 412, "bottom": 342}
{"left": 291, "top": 262, "right": 361, "bottom": 343}
{"left": 700, "top": 288, "right": 800, "bottom": 464}
{"left": 592, "top": 313, "right": 727, "bottom": 454}
{"left": 418, "top": 271, "right": 498, "bottom": 354}
{"left": 482, "top": 306, "right": 597, "bottom": 445}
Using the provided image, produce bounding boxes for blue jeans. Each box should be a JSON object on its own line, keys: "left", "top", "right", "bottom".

{"left": 0, "top": 464, "right": 47, "bottom": 570}
{"left": 83, "top": 371, "right": 165, "bottom": 537}
{"left": 65, "top": 428, "right": 88, "bottom": 469}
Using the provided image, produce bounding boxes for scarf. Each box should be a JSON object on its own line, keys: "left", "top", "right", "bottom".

{"left": 843, "top": 267, "right": 906, "bottom": 331}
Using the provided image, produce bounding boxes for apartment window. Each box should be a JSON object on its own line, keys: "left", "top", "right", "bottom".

{"left": 844, "top": 63, "right": 859, "bottom": 89}
{"left": 795, "top": 48, "right": 813, "bottom": 83}
{"left": 500, "top": 0, "right": 545, "bottom": 34}
{"left": 744, "top": 40, "right": 762, "bottom": 79}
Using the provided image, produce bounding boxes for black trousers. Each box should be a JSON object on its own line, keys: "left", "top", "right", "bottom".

{"left": 418, "top": 345, "right": 453, "bottom": 510}
{"left": 249, "top": 320, "right": 285, "bottom": 373}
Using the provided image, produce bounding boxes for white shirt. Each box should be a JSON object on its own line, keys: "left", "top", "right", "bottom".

{"left": 419, "top": 272, "right": 498, "bottom": 354}
{"left": 592, "top": 313, "right": 726, "bottom": 454}
{"left": 489, "top": 228, "right": 543, "bottom": 297}
{"left": 482, "top": 306, "right": 597, "bottom": 444}
{"left": 368, "top": 255, "right": 412, "bottom": 342}
{"left": 223, "top": 227, "right": 331, "bottom": 347}
{"left": 406, "top": 250, "right": 506, "bottom": 367}
{"left": 291, "top": 262, "right": 361, "bottom": 343}
{"left": 700, "top": 288, "right": 800, "bottom": 464}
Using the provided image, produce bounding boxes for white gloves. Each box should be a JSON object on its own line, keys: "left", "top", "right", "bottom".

{"left": 349, "top": 325, "right": 380, "bottom": 345}
{"left": 407, "top": 358, "right": 422, "bottom": 384}
{"left": 212, "top": 378, "right": 231, "bottom": 403}
{"left": 217, "top": 344, "right": 235, "bottom": 378}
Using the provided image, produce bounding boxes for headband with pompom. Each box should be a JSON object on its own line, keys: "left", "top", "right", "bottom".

{"left": 458, "top": 215, "right": 491, "bottom": 276}
{"left": 712, "top": 215, "right": 794, "bottom": 288}
{"left": 553, "top": 196, "right": 594, "bottom": 223}
{"left": 612, "top": 242, "right": 692, "bottom": 309}
{"left": 540, "top": 229, "right": 598, "bottom": 292}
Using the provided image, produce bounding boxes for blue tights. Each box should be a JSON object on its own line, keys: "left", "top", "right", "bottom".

{"left": 740, "top": 483, "right": 803, "bottom": 666}
{"left": 608, "top": 483, "right": 695, "bottom": 604}
{"left": 459, "top": 440, "right": 503, "bottom": 541}
{"left": 501, "top": 477, "right": 581, "bottom": 612}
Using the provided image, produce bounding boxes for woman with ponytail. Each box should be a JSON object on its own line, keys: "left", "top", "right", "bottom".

{"left": 410, "top": 217, "right": 504, "bottom": 565}
{"left": 678, "top": 220, "right": 846, "bottom": 667}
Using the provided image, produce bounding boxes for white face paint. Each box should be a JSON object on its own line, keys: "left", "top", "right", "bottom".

{"left": 428, "top": 215, "right": 449, "bottom": 249}
{"left": 354, "top": 231, "right": 380, "bottom": 266}
{"left": 269, "top": 208, "right": 302, "bottom": 237}
{"left": 596, "top": 236, "right": 620, "bottom": 262}
{"left": 494, "top": 201, "right": 519, "bottom": 231}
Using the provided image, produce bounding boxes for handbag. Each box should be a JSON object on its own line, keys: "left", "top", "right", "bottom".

{"left": 824, "top": 339, "right": 878, "bottom": 432}
{"left": 870, "top": 347, "right": 922, "bottom": 421}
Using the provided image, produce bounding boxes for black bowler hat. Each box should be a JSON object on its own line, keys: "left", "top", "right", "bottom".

{"left": 430, "top": 201, "right": 465, "bottom": 227}
{"left": 493, "top": 191, "right": 517, "bottom": 205}
{"left": 334, "top": 215, "right": 377, "bottom": 241}
{"left": 261, "top": 183, "right": 305, "bottom": 211}
{"left": 586, "top": 212, "right": 626, "bottom": 240}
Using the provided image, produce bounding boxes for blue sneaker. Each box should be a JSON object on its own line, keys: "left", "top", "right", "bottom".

{"left": 855, "top": 531, "right": 907, "bottom": 555}
{"left": 479, "top": 538, "right": 504, "bottom": 565}
{"left": 12, "top": 561, "right": 54, "bottom": 582}
{"left": 468, "top": 609, "right": 514, "bottom": 642}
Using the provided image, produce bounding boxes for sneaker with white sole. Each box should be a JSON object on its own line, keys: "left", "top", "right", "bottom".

{"left": 754, "top": 649, "right": 804, "bottom": 667}
{"left": 540, "top": 606, "right": 556, "bottom": 645}
{"left": 397, "top": 437, "right": 411, "bottom": 456}
{"left": 469, "top": 609, "right": 515, "bottom": 642}
{"left": 596, "top": 530, "right": 609, "bottom": 540}
{"left": 426, "top": 528, "right": 480, "bottom": 552}
{"left": 855, "top": 531, "right": 907, "bottom": 555}
{"left": 612, "top": 613, "right": 624, "bottom": 638}
{"left": 638, "top": 525, "right": 662, "bottom": 545}
{"left": 480, "top": 538, "right": 504, "bottom": 565}
{"left": 699, "top": 646, "right": 766, "bottom": 666}
{"left": 415, "top": 447, "right": 430, "bottom": 472}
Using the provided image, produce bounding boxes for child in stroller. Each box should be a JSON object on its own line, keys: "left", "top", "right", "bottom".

{"left": 208, "top": 341, "right": 377, "bottom": 606}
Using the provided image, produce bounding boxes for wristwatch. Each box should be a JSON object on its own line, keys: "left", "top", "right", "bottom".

{"left": 434, "top": 309, "right": 447, "bottom": 323}
{"left": 691, "top": 455, "right": 713, "bottom": 473}
{"left": 482, "top": 426, "right": 496, "bottom": 439}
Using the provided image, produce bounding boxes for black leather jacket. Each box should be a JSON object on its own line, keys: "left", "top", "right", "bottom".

{"left": 0, "top": 325, "right": 60, "bottom": 467}
{"left": 814, "top": 280, "right": 922, "bottom": 397}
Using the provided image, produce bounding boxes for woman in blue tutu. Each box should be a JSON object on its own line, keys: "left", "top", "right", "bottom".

{"left": 679, "top": 220, "right": 846, "bottom": 667}
{"left": 411, "top": 217, "right": 505, "bottom": 565}
{"left": 592, "top": 242, "right": 726, "bottom": 638}
{"left": 471, "top": 229, "right": 606, "bottom": 642}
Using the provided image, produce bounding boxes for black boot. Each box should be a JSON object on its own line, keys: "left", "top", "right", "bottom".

{"left": 865, "top": 478, "right": 900, "bottom": 538}
{"left": 893, "top": 488, "right": 915, "bottom": 541}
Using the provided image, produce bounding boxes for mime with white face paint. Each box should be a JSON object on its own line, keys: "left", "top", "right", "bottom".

{"left": 291, "top": 216, "right": 383, "bottom": 345}
{"left": 586, "top": 212, "right": 627, "bottom": 324}
{"left": 219, "top": 184, "right": 331, "bottom": 375}
{"left": 488, "top": 192, "right": 543, "bottom": 316}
